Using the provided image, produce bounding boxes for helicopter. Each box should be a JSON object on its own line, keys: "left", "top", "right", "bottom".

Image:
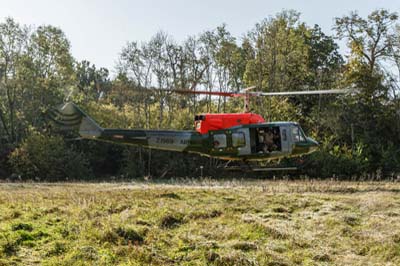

{"left": 49, "top": 87, "right": 350, "bottom": 171}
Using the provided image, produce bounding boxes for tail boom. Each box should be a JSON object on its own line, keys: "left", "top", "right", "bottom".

{"left": 49, "top": 102, "right": 204, "bottom": 153}
{"left": 99, "top": 129, "right": 203, "bottom": 152}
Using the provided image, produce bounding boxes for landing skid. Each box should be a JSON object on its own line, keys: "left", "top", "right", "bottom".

{"left": 219, "top": 161, "right": 298, "bottom": 172}
{"left": 250, "top": 167, "right": 297, "bottom": 172}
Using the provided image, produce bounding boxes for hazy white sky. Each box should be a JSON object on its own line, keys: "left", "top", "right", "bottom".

{"left": 0, "top": 0, "right": 398, "bottom": 72}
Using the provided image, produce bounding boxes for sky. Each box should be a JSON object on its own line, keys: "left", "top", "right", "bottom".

{"left": 0, "top": 0, "right": 398, "bottom": 73}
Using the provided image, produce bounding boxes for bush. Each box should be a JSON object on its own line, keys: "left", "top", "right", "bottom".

{"left": 8, "top": 130, "right": 92, "bottom": 181}
{"left": 0, "top": 143, "right": 13, "bottom": 178}
{"left": 302, "top": 143, "right": 368, "bottom": 179}
{"left": 11, "top": 223, "right": 33, "bottom": 232}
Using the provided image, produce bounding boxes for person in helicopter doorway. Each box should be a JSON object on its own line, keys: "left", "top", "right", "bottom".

{"left": 263, "top": 128, "right": 276, "bottom": 153}
{"left": 272, "top": 128, "right": 281, "bottom": 151}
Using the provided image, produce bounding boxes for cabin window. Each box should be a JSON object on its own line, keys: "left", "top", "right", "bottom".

{"left": 292, "top": 126, "right": 305, "bottom": 142}
{"left": 232, "top": 132, "right": 245, "bottom": 147}
{"left": 213, "top": 134, "right": 227, "bottom": 148}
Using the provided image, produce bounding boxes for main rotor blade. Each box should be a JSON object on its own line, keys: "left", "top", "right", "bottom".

{"left": 145, "top": 88, "right": 354, "bottom": 98}
{"left": 253, "top": 89, "right": 353, "bottom": 96}
{"left": 167, "top": 89, "right": 242, "bottom": 97}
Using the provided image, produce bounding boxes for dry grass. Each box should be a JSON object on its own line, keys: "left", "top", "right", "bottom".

{"left": 0, "top": 180, "right": 399, "bottom": 265}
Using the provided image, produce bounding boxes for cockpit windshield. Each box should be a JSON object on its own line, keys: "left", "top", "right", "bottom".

{"left": 291, "top": 125, "right": 306, "bottom": 142}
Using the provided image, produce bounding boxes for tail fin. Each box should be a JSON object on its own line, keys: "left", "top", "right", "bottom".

{"left": 48, "top": 102, "right": 103, "bottom": 138}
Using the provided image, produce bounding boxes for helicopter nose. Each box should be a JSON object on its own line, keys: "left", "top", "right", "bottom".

{"left": 307, "top": 137, "right": 319, "bottom": 152}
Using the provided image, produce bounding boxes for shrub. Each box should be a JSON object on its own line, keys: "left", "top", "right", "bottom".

{"left": 8, "top": 130, "right": 92, "bottom": 181}
{"left": 302, "top": 145, "right": 367, "bottom": 179}
{"left": 11, "top": 223, "right": 33, "bottom": 232}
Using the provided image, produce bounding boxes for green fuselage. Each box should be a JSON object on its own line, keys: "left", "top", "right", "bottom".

{"left": 93, "top": 122, "right": 318, "bottom": 161}
{"left": 51, "top": 103, "right": 319, "bottom": 162}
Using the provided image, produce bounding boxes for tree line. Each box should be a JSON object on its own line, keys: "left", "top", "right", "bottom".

{"left": 1, "top": 9, "right": 399, "bottom": 181}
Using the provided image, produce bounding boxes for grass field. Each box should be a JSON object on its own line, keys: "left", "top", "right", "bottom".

{"left": 0, "top": 180, "right": 400, "bottom": 265}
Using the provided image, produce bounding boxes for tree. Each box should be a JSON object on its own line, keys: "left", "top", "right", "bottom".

{"left": 388, "top": 25, "right": 400, "bottom": 101}
{"left": 334, "top": 9, "right": 400, "bottom": 174}
{"left": 244, "top": 10, "right": 310, "bottom": 92}
{"left": 118, "top": 41, "right": 153, "bottom": 128}
{"left": 335, "top": 9, "right": 398, "bottom": 75}
{"left": 305, "top": 25, "right": 343, "bottom": 89}
{"left": 20, "top": 25, "right": 75, "bottom": 131}
{"left": 199, "top": 24, "right": 237, "bottom": 112}
{"left": 299, "top": 25, "right": 344, "bottom": 134}
{"left": 0, "top": 18, "right": 29, "bottom": 143}
{"left": 0, "top": 18, "right": 75, "bottom": 144}
{"left": 75, "top": 60, "right": 111, "bottom": 102}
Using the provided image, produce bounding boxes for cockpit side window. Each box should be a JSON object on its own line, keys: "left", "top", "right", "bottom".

{"left": 292, "top": 126, "right": 305, "bottom": 142}
{"left": 232, "top": 132, "right": 245, "bottom": 147}
{"left": 213, "top": 134, "right": 227, "bottom": 148}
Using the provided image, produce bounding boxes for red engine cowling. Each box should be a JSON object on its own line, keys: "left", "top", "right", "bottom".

{"left": 194, "top": 113, "right": 265, "bottom": 134}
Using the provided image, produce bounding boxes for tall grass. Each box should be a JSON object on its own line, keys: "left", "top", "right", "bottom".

{"left": 0, "top": 181, "right": 399, "bottom": 265}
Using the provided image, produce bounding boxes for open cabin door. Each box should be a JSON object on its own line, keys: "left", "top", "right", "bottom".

{"left": 250, "top": 126, "right": 282, "bottom": 154}
{"left": 250, "top": 125, "right": 292, "bottom": 156}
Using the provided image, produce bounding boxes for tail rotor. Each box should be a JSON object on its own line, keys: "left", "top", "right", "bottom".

{"left": 48, "top": 102, "right": 103, "bottom": 138}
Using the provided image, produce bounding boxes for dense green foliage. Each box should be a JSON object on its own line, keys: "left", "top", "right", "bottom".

{"left": 8, "top": 130, "right": 91, "bottom": 181}
{"left": 0, "top": 9, "right": 399, "bottom": 180}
